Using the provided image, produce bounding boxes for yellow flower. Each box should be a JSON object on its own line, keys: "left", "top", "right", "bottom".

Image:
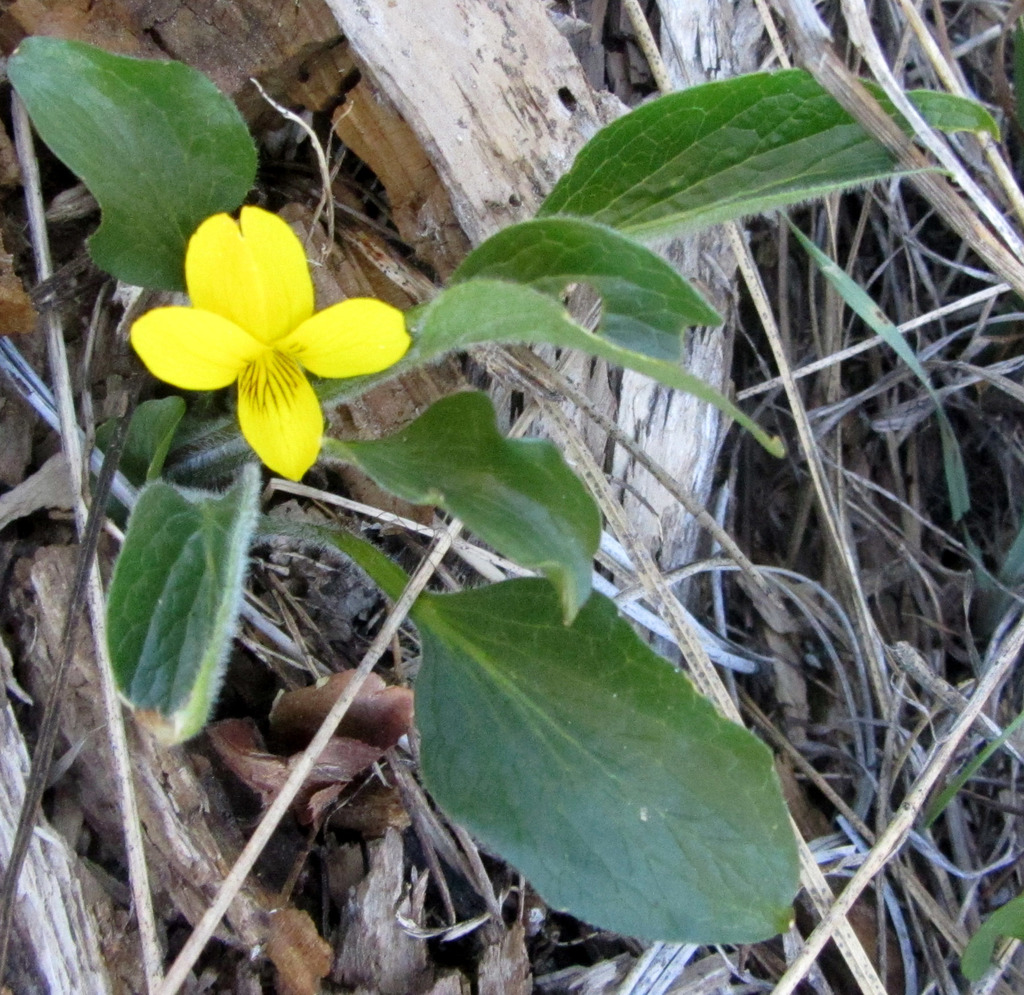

{"left": 130, "top": 206, "right": 411, "bottom": 480}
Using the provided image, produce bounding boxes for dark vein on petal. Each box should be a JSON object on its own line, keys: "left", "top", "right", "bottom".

{"left": 241, "top": 351, "right": 304, "bottom": 417}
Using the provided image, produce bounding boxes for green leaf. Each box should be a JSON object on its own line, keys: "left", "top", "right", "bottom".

{"left": 540, "top": 69, "right": 998, "bottom": 239}
{"left": 106, "top": 465, "right": 259, "bottom": 743}
{"left": 452, "top": 217, "right": 721, "bottom": 360}
{"left": 897, "top": 88, "right": 999, "bottom": 137}
{"left": 412, "top": 579, "right": 800, "bottom": 943}
{"left": 962, "top": 891, "right": 1024, "bottom": 981}
{"left": 96, "top": 396, "right": 186, "bottom": 487}
{"left": 789, "top": 223, "right": 970, "bottom": 521}
{"left": 318, "top": 279, "right": 783, "bottom": 457}
{"left": 322, "top": 392, "right": 600, "bottom": 622}
{"left": 9, "top": 37, "right": 256, "bottom": 290}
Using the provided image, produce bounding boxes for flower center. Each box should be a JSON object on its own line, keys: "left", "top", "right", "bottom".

{"left": 239, "top": 350, "right": 306, "bottom": 418}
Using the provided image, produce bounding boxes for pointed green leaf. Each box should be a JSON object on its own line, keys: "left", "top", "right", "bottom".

{"left": 412, "top": 579, "right": 800, "bottom": 943}
{"left": 962, "top": 891, "right": 1024, "bottom": 981}
{"left": 106, "top": 466, "right": 259, "bottom": 743}
{"left": 901, "top": 88, "right": 999, "bottom": 137}
{"left": 318, "top": 280, "right": 782, "bottom": 456}
{"left": 97, "top": 396, "right": 186, "bottom": 486}
{"left": 452, "top": 217, "right": 721, "bottom": 360}
{"left": 323, "top": 392, "right": 600, "bottom": 622}
{"left": 540, "top": 69, "right": 998, "bottom": 238}
{"left": 924, "top": 705, "right": 1024, "bottom": 827}
{"left": 9, "top": 37, "right": 256, "bottom": 290}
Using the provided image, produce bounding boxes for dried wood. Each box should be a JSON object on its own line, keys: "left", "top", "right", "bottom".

{"left": 0, "top": 634, "right": 111, "bottom": 994}
{"left": 323, "top": 0, "right": 617, "bottom": 245}
{"left": 334, "top": 826, "right": 464, "bottom": 994}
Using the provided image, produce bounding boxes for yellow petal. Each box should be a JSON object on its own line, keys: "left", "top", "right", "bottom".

{"left": 278, "top": 298, "right": 411, "bottom": 378}
{"left": 237, "top": 351, "right": 323, "bottom": 480}
{"left": 185, "top": 207, "right": 314, "bottom": 344}
{"left": 131, "top": 307, "right": 263, "bottom": 390}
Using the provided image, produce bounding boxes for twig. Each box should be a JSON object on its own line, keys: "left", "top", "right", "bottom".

{"left": 619, "top": 0, "right": 671, "bottom": 93}
{"left": 251, "top": 79, "right": 335, "bottom": 250}
{"left": 0, "top": 404, "right": 131, "bottom": 980}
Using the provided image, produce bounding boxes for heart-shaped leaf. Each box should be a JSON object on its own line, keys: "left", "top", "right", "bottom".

{"left": 323, "top": 391, "right": 600, "bottom": 622}
{"left": 106, "top": 465, "right": 259, "bottom": 742}
{"left": 412, "top": 578, "right": 800, "bottom": 943}
{"left": 540, "top": 69, "right": 998, "bottom": 239}
{"left": 9, "top": 37, "right": 256, "bottom": 290}
{"left": 452, "top": 217, "right": 721, "bottom": 359}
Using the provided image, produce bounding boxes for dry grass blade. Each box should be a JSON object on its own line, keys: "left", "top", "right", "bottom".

{"left": 774, "top": 608, "right": 1024, "bottom": 993}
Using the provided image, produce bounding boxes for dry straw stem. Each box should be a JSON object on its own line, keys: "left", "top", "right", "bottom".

{"left": 773, "top": 608, "right": 1024, "bottom": 994}
{"left": 771, "top": 0, "right": 1024, "bottom": 297}
{"left": 727, "top": 221, "right": 892, "bottom": 711}
{"left": 6, "top": 94, "right": 163, "bottom": 993}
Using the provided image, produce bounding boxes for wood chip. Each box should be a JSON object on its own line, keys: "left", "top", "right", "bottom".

{"left": 0, "top": 230, "right": 37, "bottom": 337}
{"left": 264, "top": 907, "right": 332, "bottom": 995}
{"left": 0, "top": 453, "right": 73, "bottom": 532}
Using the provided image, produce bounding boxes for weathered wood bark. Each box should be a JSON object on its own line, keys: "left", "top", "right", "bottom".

{"left": 605, "top": 0, "right": 765, "bottom": 572}
{"left": 323, "top": 0, "right": 761, "bottom": 574}
{"left": 323, "top": 0, "right": 617, "bottom": 246}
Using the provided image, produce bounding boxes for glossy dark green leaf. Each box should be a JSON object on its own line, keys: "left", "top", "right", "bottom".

{"left": 323, "top": 391, "right": 600, "bottom": 622}
{"left": 540, "top": 69, "right": 998, "bottom": 238}
{"left": 962, "top": 892, "right": 1024, "bottom": 980}
{"left": 317, "top": 279, "right": 783, "bottom": 457}
{"left": 452, "top": 217, "right": 720, "bottom": 360}
{"left": 106, "top": 466, "right": 259, "bottom": 743}
{"left": 9, "top": 37, "right": 256, "bottom": 290}
{"left": 412, "top": 579, "right": 800, "bottom": 942}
